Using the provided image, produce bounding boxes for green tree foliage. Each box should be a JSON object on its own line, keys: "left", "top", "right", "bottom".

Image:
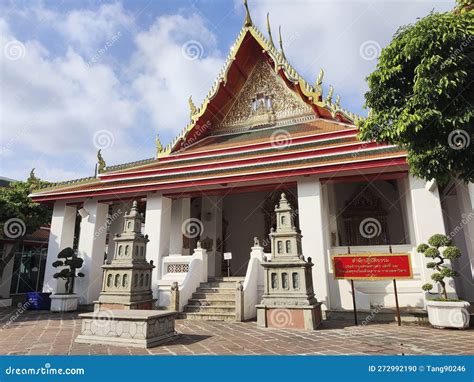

{"left": 417, "top": 234, "right": 462, "bottom": 299}
{"left": 0, "top": 170, "right": 52, "bottom": 276}
{"left": 359, "top": 6, "right": 473, "bottom": 185}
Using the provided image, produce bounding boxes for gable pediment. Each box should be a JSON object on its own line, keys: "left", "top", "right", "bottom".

{"left": 215, "top": 59, "right": 314, "bottom": 133}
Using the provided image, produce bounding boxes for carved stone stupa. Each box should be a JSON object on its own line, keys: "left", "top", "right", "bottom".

{"left": 256, "top": 193, "right": 322, "bottom": 329}
{"left": 95, "top": 201, "right": 155, "bottom": 310}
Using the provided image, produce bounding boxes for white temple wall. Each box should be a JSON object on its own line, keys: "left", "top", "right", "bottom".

{"left": 75, "top": 200, "right": 108, "bottom": 305}
{"left": 144, "top": 193, "right": 172, "bottom": 299}
{"left": 169, "top": 198, "right": 191, "bottom": 256}
{"left": 42, "top": 201, "right": 77, "bottom": 294}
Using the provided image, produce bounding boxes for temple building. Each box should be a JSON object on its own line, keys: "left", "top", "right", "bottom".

{"left": 29, "top": 3, "right": 474, "bottom": 320}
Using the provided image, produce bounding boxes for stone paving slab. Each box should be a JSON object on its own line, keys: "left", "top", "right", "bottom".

{"left": 0, "top": 309, "right": 473, "bottom": 355}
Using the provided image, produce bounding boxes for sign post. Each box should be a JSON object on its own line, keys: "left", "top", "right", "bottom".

{"left": 332, "top": 252, "right": 413, "bottom": 326}
{"left": 389, "top": 246, "right": 402, "bottom": 326}
{"left": 224, "top": 252, "right": 232, "bottom": 277}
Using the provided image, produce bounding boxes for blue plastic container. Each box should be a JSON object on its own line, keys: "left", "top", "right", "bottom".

{"left": 26, "top": 292, "right": 51, "bottom": 310}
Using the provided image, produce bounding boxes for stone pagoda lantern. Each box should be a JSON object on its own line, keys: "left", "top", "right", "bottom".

{"left": 256, "top": 193, "right": 322, "bottom": 329}
{"left": 95, "top": 201, "right": 155, "bottom": 310}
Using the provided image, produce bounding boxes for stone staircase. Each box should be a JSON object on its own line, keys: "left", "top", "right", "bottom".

{"left": 180, "top": 277, "right": 244, "bottom": 321}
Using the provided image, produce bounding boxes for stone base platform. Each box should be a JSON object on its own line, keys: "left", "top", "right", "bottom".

{"left": 75, "top": 310, "right": 177, "bottom": 348}
{"left": 256, "top": 303, "right": 323, "bottom": 330}
{"left": 94, "top": 299, "right": 156, "bottom": 311}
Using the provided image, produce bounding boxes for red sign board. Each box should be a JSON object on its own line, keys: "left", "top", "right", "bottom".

{"left": 332, "top": 253, "right": 413, "bottom": 280}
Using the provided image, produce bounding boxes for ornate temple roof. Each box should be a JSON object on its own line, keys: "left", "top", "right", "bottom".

{"left": 30, "top": 2, "right": 407, "bottom": 203}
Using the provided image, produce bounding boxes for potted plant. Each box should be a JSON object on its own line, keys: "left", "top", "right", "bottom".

{"left": 417, "top": 234, "right": 470, "bottom": 329}
{"left": 49, "top": 247, "right": 84, "bottom": 312}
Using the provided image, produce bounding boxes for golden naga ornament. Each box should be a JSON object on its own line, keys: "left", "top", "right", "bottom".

{"left": 97, "top": 149, "right": 106, "bottom": 174}
{"left": 326, "top": 85, "right": 334, "bottom": 103}
{"left": 155, "top": 135, "right": 163, "bottom": 156}
{"left": 315, "top": 68, "right": 324, "bottom": 94}
{"left": 266, "top": 13, "right": 274, "bottom": 47}
{"left": 188, "top": 96, "right": 197, "bottom": 120}
{"left": 278, "top": 26, "right": 286, "bottom": 60}
{"left": 243, "top": 0, "right": 252, "bottom": 27}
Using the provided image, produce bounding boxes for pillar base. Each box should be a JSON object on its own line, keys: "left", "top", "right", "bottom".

{"left": 256, "top": 303, "right": 323, "bottom": 330}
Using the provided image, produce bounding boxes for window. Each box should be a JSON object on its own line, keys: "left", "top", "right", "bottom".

{"left": 292, "top": 273, "right": 299, "bottom": 289}
{"left": 285, "top": 240, "right": 291, "bottom": 253}
{"left": 282, "top": 273, "right": 288, "bottom": 289}
{"left": 277, "top": 241, "right": 283, "bottom": 254}
{"left": 328, "top": 180, "right": 409, "bottom": 246}
{"left": 271, "top": 273, "right": 278, "bottom": 289}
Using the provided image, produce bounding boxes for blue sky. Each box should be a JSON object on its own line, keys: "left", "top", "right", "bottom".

{"left": 0, "top": 0, "right": 454, "bottom": 182}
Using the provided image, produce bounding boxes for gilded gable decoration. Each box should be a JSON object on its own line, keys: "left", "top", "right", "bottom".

{"left": 217, "top": 60, "right": 314, "bottom": 132}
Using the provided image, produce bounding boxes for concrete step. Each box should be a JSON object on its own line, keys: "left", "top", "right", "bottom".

{"left": 187, "top": 298, "right": 235, "bottom": 307}
{"left": 192, "top": 292, "right": 236, "bottom": 300}
{"left": 195, "top": 287, "right": 236, "bottom": 294}
{"left": 183, "top": 305, "right": 236, "bottom": 313}
{"left": 202, "top": 281, "right": 241, "bottom": 288}
{"left": 179, "top": 312, "right": 236, "bottom": 321}
{"left": 208, "top": 277, "right": 245, "bottom": 282}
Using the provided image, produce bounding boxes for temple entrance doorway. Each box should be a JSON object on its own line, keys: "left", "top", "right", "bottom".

{"left": 221, "top": 186, "right": 298, "bottom": 276}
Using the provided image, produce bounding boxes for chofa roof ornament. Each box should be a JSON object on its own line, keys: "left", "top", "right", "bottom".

{"left": 243, "top": 0, "right": 252, "bottom": 27}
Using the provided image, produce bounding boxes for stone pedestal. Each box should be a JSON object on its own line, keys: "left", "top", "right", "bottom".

{"left": 257, "top": 193, "right": 322, "bottom": 330}
{"left": 75, "top": 310, "right": 177, "bottom": 348}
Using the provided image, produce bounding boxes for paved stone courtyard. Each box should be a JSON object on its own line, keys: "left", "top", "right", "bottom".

{"left": 0, "top": 309, "right": 473, "bottom": 355}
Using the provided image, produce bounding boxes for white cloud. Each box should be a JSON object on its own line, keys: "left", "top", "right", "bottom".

{"left": 130, "top": 13, "right": 223, "bottom": 134}
{"left": 247, "top": 0, "right": 455, "bottom": 115}
{"left": 0, "top": 6, "right": 224, "bottom": 182}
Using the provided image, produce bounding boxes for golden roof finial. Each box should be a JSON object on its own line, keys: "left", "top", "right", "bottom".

{"left": 155, "top": 134, "right": 163, "bottom": 156}
{"left": 278, "top": 26, "right": 286, "bottom": 60}
{"left": 97, "top": 149, "right": 106, "bottom": 174}
{"left": 266, "top": 12, "right": 274, "bottom": 47}
{"left": 243, "top": 0, "right": 252, "bottom": 27}
{"left": 315, "top": 68, "right": 324, "bottom": 94}
{"left": 188, "top": 95, "right": 197, "bottom": 120}
{"left": 335, "top": 95, "right": 340, "bottom": 108}
{"left": 326, "top": 85, "right": 334, "bottom": 103}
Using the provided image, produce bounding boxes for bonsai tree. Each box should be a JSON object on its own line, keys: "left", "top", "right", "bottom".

{"left": 417, "top": 234, "right": 462, "bottom": 300}
{"left": 52, "top": 247, "right": 85, "bottom": 294}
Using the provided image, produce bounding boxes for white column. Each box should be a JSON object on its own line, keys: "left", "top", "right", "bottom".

{"left": 201, "top": 196, "right": 223, "bottom": 277}
{"left": 454, "top": 182, "right": 474, "bottom": 298}
{"left": 297, "top": 177, "right": 330, "bottom": 309}
{"left": 75, "top": 200, "right": 108, "bottom": 305}
{"left": 42, "top": 202, "right": 77, "bottom": 294}
{"left": 408, "top": 176, "right": 456, "bottom": 296}
{"left": 144, "top": 193, "right": 172, "bottom": 298}
{"left": 169, "top": 198, "right": 191, "bottom": 255}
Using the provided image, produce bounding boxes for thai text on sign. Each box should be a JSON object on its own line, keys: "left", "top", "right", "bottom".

{"left": 332, "top": 253, "right": 413, "bottom": 280}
